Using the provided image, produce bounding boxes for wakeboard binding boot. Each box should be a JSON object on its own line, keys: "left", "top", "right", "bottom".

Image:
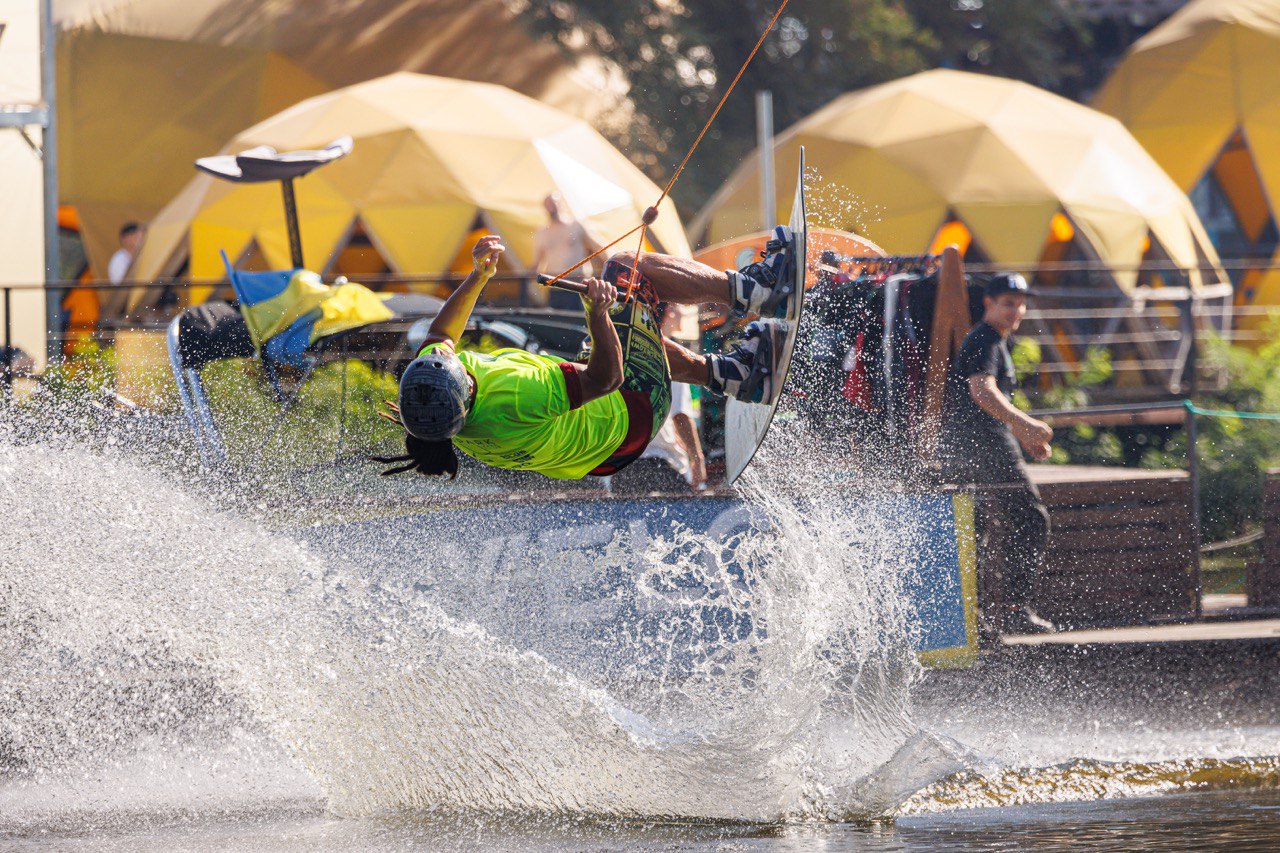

{"left": 707, "top": 320, "right": 787, "bottom": 404}
{"left": 728, "top": 225, "right": 796, "bottom": 319}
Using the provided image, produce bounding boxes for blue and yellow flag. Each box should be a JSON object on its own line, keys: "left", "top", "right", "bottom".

{"left": 221, "top": 252, "right": 394, "bottom": 367}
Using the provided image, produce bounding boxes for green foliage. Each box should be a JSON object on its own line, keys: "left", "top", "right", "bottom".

{"left": 1016, "top": 316, "right": 1280, "bottom": 542}
{"left": 518, "top": 0, "right": 1088, "bottom": 215}
{"left": 199, "top": 358, "right": 403, "bottom": 474}
{"left": 1169, "top": 322, "right": 1280, "bottom": 543}
{"left": 38, "top": 339, "right": 116, "bottom": 402}
{"left": 1010, "top": 339, "right": 1122, "bottom": 464}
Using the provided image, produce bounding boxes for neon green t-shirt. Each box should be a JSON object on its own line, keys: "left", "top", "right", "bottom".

{"left": 423, "top": 341, "right": 628, "bottom": 479}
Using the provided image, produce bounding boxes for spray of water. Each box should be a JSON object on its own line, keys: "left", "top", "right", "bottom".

{"left": 803, "top": 165, "right": 882, "bottom": 237}
{"left": 0, "top": 402, "right": 941, "bottom": 832}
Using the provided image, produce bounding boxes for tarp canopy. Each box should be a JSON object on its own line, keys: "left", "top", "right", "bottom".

{"left": 1, "top": 0, "right": 47, "bottom": 370}
{"left": 1093, "top": 0, "right": 1280, "bottom": 314}
{"left": 694, "top": 68, "right": 1224, "bottom": 294}
{"left": 54, "top": 0, "right": 628, "bottom": 277}
{"left": 132, "top": 72, "right": 689, "bottom": 306}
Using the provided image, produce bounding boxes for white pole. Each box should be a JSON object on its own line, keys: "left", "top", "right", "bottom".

{"left": 756, "top": 90, "right": 775, "bottom": 231}
{"left": 41, "top": 0, "right": 59, "bottom": 362}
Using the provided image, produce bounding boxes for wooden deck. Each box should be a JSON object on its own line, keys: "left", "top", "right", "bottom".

{"left": 976, "top": 464, "right": 1198, "bottom": 633}
{"left": 1003, "top": 618, "right": 1280, "bottom": 646}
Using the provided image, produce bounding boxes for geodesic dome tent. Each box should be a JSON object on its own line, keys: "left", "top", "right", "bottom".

{"left": 1094, "top": 0, "right": 1280, "bottom": 336}
{"left": 131, "top": 72, "right": 689, "bottom": 310}
{"left": 54, "top": 0, "right": 627, "bottom": 278}
{"left": 692, "top": 69, "right": 1231, "bottom": 390}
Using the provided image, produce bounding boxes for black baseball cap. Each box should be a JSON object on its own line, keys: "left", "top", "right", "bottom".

{"left": 984, "top": 272, "right": 1035, "bottom": 298}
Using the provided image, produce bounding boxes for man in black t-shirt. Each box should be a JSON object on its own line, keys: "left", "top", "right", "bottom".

{"left": 939, "top": 273, "right": 1055, "bottom": 635}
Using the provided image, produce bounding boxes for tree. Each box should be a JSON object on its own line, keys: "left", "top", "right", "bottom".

{"left": 516, "top": 0, "right": 935, "bottom": 219}
{"left": 902, "top": 0, "right": 1093, "bottom": 98}
{"left": 517, "top": 1, "right": 1094, "bottom": 221}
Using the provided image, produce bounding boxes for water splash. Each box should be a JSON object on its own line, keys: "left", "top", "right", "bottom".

{"left": 803, "top": 165, "right": 883, "bottom": 237}
{"left": 0, "top": 414, "right": 931, "bottom": 829}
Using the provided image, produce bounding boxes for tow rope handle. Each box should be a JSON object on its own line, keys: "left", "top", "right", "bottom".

{"left": 536, "top": 273, "right": 637, "bottom": 304}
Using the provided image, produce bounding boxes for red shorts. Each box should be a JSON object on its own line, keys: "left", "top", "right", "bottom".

{"left": 557, "top": 366, "right": 656, "bottom": 477}
{"left": 558, "top": 257, "right": 671, "bottom": 476}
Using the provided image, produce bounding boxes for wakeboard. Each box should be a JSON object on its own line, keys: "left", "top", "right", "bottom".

{"left": 721, "top": 147, "right": 808, "bottom": 484}
{"left": 724, "top": 147, "right": 808, "bottom": 486}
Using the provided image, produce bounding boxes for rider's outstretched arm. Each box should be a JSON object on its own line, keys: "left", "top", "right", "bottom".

{"left": 425, "top": 236, "right": 504, "bottom": 345}
{"left": 573, "top": 277, "right": 624, "bottom": 405}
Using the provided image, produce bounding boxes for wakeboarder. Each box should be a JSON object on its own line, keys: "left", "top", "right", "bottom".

{"left": 373, "top": 230, "right": 799, "bottom": 480}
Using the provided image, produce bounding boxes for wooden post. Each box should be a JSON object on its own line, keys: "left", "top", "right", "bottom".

{"left": 921, "top": 245, "right": 969, "bottom": 460}
{"left": 1186, "top": 401, "right": 1204, "bottom": 619}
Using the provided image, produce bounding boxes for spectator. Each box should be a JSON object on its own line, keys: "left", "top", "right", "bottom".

{"left": 938, "top": 272, "right": 1055, "bottom": 635}
{"left": 108, "top": 222, "right": 143, "bottom": 285}
{"left": 531, "top": 193, "right": 601, "bottom": 310}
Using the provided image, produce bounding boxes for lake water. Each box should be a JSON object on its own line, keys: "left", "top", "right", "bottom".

{"left": 3, "top": 423, "right": 1279, "bottom": 849}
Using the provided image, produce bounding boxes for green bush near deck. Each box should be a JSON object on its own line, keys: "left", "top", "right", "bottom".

{"left": 1018, "top": 318, "right": 1280, "bottom": 544}
{"left": 199, "top": 357, "right": 404, "bottom": 473}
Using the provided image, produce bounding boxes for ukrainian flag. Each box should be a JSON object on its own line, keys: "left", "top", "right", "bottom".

{"left": 221, "top": 252, "right": 394, "bottom": 368}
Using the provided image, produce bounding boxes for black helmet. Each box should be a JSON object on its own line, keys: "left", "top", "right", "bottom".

{"left": 398, "top": 351, "right": 471, "bottom": 440}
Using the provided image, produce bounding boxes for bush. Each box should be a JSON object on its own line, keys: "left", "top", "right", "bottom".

{"left": 200, "top": 357, "right": 403, "bottom": 474}
{"left": 1012, "top": 339, "right": 1127, "bottom": 466}
{"left": 1175, "top": 321, "right": 1280, "bottom": 543}
{"left": 1016, "top": 316, "right": 1280, "bottom": 543}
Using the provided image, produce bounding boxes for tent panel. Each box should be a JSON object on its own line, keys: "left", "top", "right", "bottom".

{"left": 418, "top": 131, "right": 552, "bottom": 204}
{"left": 1236, "top": 265, "right": 1280, "bottom": 333}
{"left": 932, "top": 132, "right": 1057, "bottom": 202}
{"left": 0, "top": 131, "right": 46, "bottom": 371}
{"left": 356, "top": 134, "right": 474, "bottom": 206}
{"left": 134, "top": 74, "right": 690, "bottom": 292}
{"left": 0, "top": 0, "right": 41, "bottom": 104}
{"left": 57, "top": 33, "right": 328, "bottom": 276}
{"left": 188, "top": 222, "right": 253, "bottom": 303}
{"left": 238, "top": 89, "right": 417, "bottom": 151}
{"left": 1065, "top": 204, "right": 1150, "bottom": 293}
{"left": 360, "top": 204, "right": 479, "bottom": 274}
{"left": 253, "top": 209, "right": 359, "bottom": 276}
{"left": 1243, "top": 116, "right": 1280, "bottom": 239}
{"left": 806, "top": 145, "right": 948, "bottom": 234}
{"left": 1232, "top": 28, "right": 1280, "bottom": 116}
{"left": 861, "top": 207, "right": 949, "bottom": 257}
{"left": 813, "top": 87, "right": 983, "bottom": 148}
{"left": 1212, "top": 139, "right": 1272, "bottom": 243}
{"left": 132, "top": 176, "right": 217, "bottom": 281}
{"left": 484, "top": 208, "right": 546, "bottom": 270}
{"left": 951, "top": 202, "right": 1058, "bottom": 266}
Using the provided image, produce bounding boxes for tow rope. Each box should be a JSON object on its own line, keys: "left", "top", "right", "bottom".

{"left": 542, "top": 0, "right": 793, "bottom": 298}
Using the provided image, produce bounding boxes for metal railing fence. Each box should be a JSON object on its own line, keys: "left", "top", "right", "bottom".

{"left": 0, "top": 258, "right": 1277, "bottom": 392}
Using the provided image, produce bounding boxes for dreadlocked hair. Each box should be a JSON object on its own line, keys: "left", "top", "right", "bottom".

{"left": 370, "top": 433, "right": 460, "bottom": 479}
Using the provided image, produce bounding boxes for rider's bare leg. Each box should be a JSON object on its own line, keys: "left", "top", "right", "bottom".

{"left": 664, "top": 337, "right": 711, "bottom": 387}
{"left": 610, "top": 250, "right": 732, "bottom": 307}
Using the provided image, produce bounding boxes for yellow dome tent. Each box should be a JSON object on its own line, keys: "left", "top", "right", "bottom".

{"left": 132, "top": 73, "right": 689, "bottom": 308}
{"left": 692, "top": 69, "right": 1229, "bottom": 390}
{"left": 1093, "top": 0, "right": 1280, "bottom": 334}
{"left": 54, "top": 0, "right": 627, "bottom": 277}
{"left": 695, "top": 69, "right": 1224, "bottom": 294}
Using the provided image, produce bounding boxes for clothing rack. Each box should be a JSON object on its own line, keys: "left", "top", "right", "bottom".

{"left": 818, "top": 251, "right": 941, "bottom": 278}
{"left": 802, "top": 245, "right": 968, "bottom": 466}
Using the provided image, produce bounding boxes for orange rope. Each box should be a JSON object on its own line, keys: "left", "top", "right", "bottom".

{"left": 546, "top": 0, "right": 792, "bottom": 298}
{"left": 543, "top": 222, "right": 647, "bottom": 287}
